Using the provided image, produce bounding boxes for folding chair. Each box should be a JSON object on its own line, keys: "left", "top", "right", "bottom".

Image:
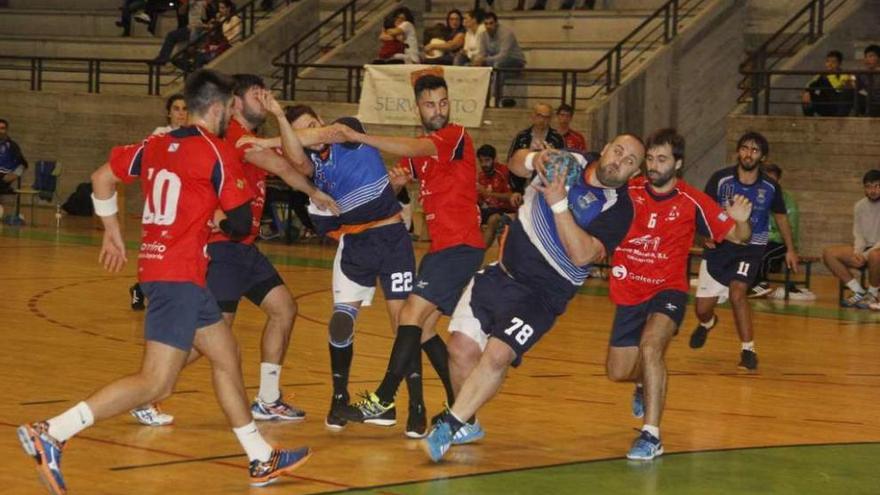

{"left": 14, "top": 160, "right": 61, "bottom": 226}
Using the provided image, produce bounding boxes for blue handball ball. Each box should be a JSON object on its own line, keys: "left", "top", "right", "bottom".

{"left": 543, "top": 151, "right": 584, "bottom": 187}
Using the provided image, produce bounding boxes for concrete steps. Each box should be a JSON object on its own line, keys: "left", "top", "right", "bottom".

{"left": 0, "top": 34, "right": 163, "bottom": 60}
{"left": 0, "top": 8, "right": 180, "bottom": 38}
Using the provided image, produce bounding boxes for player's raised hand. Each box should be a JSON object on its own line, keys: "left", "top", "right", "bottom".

{"left": 258, "top": 89, "right": 284, "bottom": 117}
{"left": 533, "top": 163, "right": 568, "bottom": 207}
{"left": 532, "top": 149, "right": 559, "bottom": 176}
{"left": 726, "top": 194, "right": 753, "bottom": 223}
{"left": 99, "top": 227, "right": 127, "bottom": 273}
{"left": 310, "top": 189, "right": 341, "bottom": 216}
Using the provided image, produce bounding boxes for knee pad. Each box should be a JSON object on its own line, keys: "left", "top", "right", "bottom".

{"left": 329, "top": 303, "right": 358, "bottom": 347}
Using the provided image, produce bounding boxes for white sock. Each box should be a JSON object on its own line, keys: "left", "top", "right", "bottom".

{"left": 258, "top": 363, "right": 282, "bottom": 403}
{"left": 741, "top": 341, "right": 755, "bottom": 352}
{"left": 869, "top": 286, "right": 879, "bottom": 298}
{"left": 846, "top": 279, "right": 865, "bottom": 294}
{"left": 700, "top": 315, "right": 716, "bottom": 328}
{"left": 233, "top": 421, "right": 273, "bottom": 462}
{"left": 642, "top": 424, "right": 660, "bottom": 439}
{"left": 47, "top": 401, "right": 94, "bottom": 442}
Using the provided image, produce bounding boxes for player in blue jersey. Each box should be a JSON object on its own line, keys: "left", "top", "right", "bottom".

{"left": 421, "top": 134, "right": 645, "bottom": 462}
{"left": 689, "top": 131, "right": 798, "bottom": 370}
{"left": 242, "top": 97, "right": 454, "bottom": 438}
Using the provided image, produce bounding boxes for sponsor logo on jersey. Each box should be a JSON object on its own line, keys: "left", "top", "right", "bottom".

{"left": 628, "top": 234, "right": 661, "bottom": 252}
{"left": 236, "top": 178, "right": 245, "bottom": 189}
{"left": 577, "top": 191, "right": 598, "bottom": 209}
{"left": 167, "top": 143, "right": 179, "bottom": 152}
{"left": 757, "top": 188, "right": 766, "bottom": 204}
{"left": 665, "top": 302, "right": 678, "bottom": 312}
{"left": 611, "top": 265, "right": 628, "bottom": 280}
{"left": 665, "top": 205, "right": 680, "bottom": 222}
{"left": 718, "top": 212, "right": 729, "bottom": 221}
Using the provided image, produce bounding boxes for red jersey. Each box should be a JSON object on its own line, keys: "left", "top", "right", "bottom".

{"left": 208, "top": 117, "right": 267, "bottom": 245}
{"left": 402, "top": 124, "right": 484, "bottom": 252}
{"left": 610, "top": 176, "right": 734, "bottom": 305}
{"left": 478, "top": 162, "right": 516, "bottom": 211}
{"left": 562, "top": 129, "right": 587, "bottom": 151}
{"left": 109, "top": 126, "right": 252, "bottom": 286}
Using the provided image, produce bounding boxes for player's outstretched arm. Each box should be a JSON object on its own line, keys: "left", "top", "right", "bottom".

{"left": 723, "top": 194, "right": 753, "bottom": 244}
{"left": 329, "top": 124, "right": 437, "bottom": 158}
{"left": 244, "top": 147, "right": 341, "bottom": 216}
{"left": 259, "top": 91, "right": 315, "bottom": 177}
{"left": 91, "top": 163, "right": 127, "bottom": 273}
{"left": 533, "top": 167, "right": 605, "bottom": 266}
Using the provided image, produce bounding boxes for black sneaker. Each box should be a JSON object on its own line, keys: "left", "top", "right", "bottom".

{"left": 405, "top": 402, "right": 427, "bottom": 439}
{"left": 738, "top": 349, "right": 758, "bottom": 370}
{"left": 325, "top": 394, "right": 348, "bottom": 431}
{"left": 338, "top": 392, "right": 396, "bottom": 426}
{"left": 749, "top": 282, "right": 772, "bottom": 298}
{"left": 688, "top": 316, "right": 716, "bottom": 349}
{"left": 129, "top": 283, "right": 145, "bottom": 310}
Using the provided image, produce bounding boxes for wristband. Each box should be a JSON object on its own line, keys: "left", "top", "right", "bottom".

{"left": 524, "top": 151, "right": 537, "bottom": 172}
{"left": 91, "top": 192, "right": 118, "bottom": 217}
{"left": 550, "top": 197, "right": 569, "bottom": 214}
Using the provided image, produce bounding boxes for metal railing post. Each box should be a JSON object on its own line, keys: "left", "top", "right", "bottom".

{"left": 88, "top": 60, "right": 95, "bottom": 93}
{"left": 817, "top": 0, "right": 825, "bottom": 37}
{"left": 560, "top": 71, "right": 568, "bottom": 105}
{"left": 282, "top": 64, "right": 291, "bottom": 100}
{"left": 750, "top": 72, "right": 759, "bottom": 115}
{"left": 808, "top": 1, "right": 816, "bottom": 42}
{"left": 36, "top": 58, "right": 43, "bottom": 91}
{"left": 570, "top": 72, "right": 578, "bottom": 109}
{"left": 30, "top": 58, "right": 37, "bottom": 91}
{"left": 762, "top": 72, "right": 770, "bottom": 114}
{"left": 350, "top": 2, "right": 357, "bottom": 38}
{"left": 605, "top": 54, "right": 613, "bottom": 92}
{"left": 672, "top": 0, "right": 679, "bottom": 38}
{"left": 663, "top": 4, "right": 670, "bottom": 43}
{"left": 95, "top": 60, "right": 102, "bottom": 94}
{"left": 614, "top": 45, "right": 622, "bottom": 88}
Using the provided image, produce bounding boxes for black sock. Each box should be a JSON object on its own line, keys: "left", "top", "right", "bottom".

{"left": 375, "top": 325, "right": 422, "bottom": 403}
{"left": 329, "top": 342, "right": 353, "bottom": 401}
{"left": 405, "top": 352, "right": 424, "bottom": 408}
{"left": 441, "top": 409, "right": 465, "bottom": 434}
{"left": 422, "top": 335, "right": 455, "bottom": 405}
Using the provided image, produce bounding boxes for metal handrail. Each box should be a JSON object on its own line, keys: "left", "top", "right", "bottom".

{"left": 740, "top": 69, "right": 878, "bottom": 116}
{"left": 737, "top": 0, "right": 848, "bottom": 103}
{"left": 0, "top": 55, "right": 173, "bottom": 95}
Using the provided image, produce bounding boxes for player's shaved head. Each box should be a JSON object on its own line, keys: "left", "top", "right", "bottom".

{"left": 184, "top": 69, "right": 236, "bottom": 117}
{"left": 596, "top": 133, "right": 645, "bottom": 188}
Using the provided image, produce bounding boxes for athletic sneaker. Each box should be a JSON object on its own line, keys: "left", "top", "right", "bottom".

{"left": 18, "top": 422, "right": 67, "bottom": 495}
{"left": 251, "top": 395, "right": 306, "bottom": 421}
{"left": 688, "top": 316, "right": 717, "bottom": 349}
{"left": 129, "top": 283, "right": 145, "bottom": 310}
{"left": 405, "top": 403, "right": 427, "bottom": 438}
{"left": 134, "top": 12, "right": 151, "bottom": 24}
{"left": 626, "top": 430, "right": 663, "bottom": 460}
{"left": 868, "top": 301, "right": 880, "bottom": 311}
{"left": 249, "top": 447, "right": 311, "bottom": 487}
{"left": 631, "top": 385, "right": 645, "bottom": 418}
{"left": 422, "top": 421, "right": 453, "bottom": 462}
{"left": 325, "top": 394, "right": 348, "bottom": 431}
{"left": 749, "top": 281, "right": 772, "bottom": 298}
{"left": 855, "top": 294, "right": 878, "bottom": 310}
{"left": 338, "top": 392, "right": 396, "bottom": 426}
{"left": 841, "top": 291, "right": 866, "bottom": 308}
{"left": 452, "top": 420, "right": 485, "bottom": 445}
{"left": 738, "top": 349, "right": 758, "bottom": 370}
{"left": 130, "top": 404, "right": 174, "bottom": 426}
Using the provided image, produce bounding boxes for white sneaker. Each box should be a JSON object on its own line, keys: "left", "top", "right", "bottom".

{"left": 869, "top": 301, "right": 880, "bottom": 311}
{"left": 131, "top": 404, "right": 174, "bottom": 426}
{"left": 134, "top": 12, "right": 152, "bottom": 23}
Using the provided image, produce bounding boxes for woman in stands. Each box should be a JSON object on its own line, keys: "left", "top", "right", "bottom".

{"left": 423, "top": 9, "right": 466, "bottom": 65}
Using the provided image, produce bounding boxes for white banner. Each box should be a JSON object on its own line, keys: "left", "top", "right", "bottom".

{"left": 357, "top": 64, "right": 492, "bottom": 128}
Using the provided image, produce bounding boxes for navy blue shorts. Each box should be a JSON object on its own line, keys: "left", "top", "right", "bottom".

{"left": 207, "top": 242, "right": 284, "bottom": 313}
{"left": 413, "top": 244, "right": 484, "bottom": 315}
{"left": 334, "top": 223, "right": 416, "bottom": 304}
{"left": 449, "top": 264, "right": 561, "bottom": 367}
{"left": 610, "top": 290, "right": 688, "bottom": 348}
{"left": 704, "top": 244, "right": 765, "bottom": 286}
{"left": 140, "top": 281, "right": 222, "bottom": 352}
{"left": 480, "top": 207, "right": 511, "bottom": 225}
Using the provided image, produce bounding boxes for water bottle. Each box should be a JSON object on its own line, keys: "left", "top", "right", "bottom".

{"left": 55, "top": 204, "right": 62, "bottom": 228}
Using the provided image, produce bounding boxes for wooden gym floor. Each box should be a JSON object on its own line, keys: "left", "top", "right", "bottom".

{"left": 1, "top": 211, "right": 879, "bottom": 494}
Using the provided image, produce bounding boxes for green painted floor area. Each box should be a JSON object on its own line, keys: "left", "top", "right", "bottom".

{"left": 340, "top": 443, "right": 880, "bottom": 495}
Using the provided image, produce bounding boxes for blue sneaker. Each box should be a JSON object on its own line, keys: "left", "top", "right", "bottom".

{"left": 626, "top": 430, "right": 663, "bottom": 460}
{"left": 452, "top": 420, "right": 485, "bottom": 445}
{"left": 631, "top": 385, "right": 644, "bottom": 418}
{"left": 249, "top": 447, "right": 311, "bottom": 487}
{"left": 421, "top": 422, "right": 453, "bottom": 462}
{"left": 18, "top": 422, "right": 67, "bottom": 495}
{"left": 251, "top": 395, "right": 306, "bottom": 422}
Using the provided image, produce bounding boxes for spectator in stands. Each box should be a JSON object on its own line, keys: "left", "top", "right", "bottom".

{"left": 517, "top": 0, "right": 596, "bottom": 10}
{"left": 801, "top": 50, "right": 854, "bottom": 117}
{"left": 119, "top": 0, "right": 179, "bottom": 36}
{"left": 454, "top": 9, "right": 486, "bottom": 67}
{"left": 750, "top": 163, "right": 803, "bottom": 298}
{"left": 422, "top": 23, "right": 452, "bottom": 64}
{"left": 373, "top": 13, "right": 407, "bottom": 64}
{"left": 381, "top": 7, "right": 419, "bottom": 64}
{"left": 856, "top": 44, "right": 880, "bottom": 117}
{"left": 476, "top": 144, "right": 521, "bottom": 247}
{"left": 506, "top": 102, "right": 564, "bottom": 193}
{"left": 0, "top": 118, "right": 27, "bottom": 195}
{"left": 423, "top": 9, "right": 466, "bottom": 65}
{"left": 174, "top": 0, "right": 239, "bottom": 70}
{"left": 822, "top": 169, "right": 880, "bottom": 308}
{"left": 471, "top": 12, "right": 525, "bottom": 71}
{"left": 155, "top": 0, "right": 217, "bottom": 65}
{"left": 555, "top": 103, "right": 587, "bottom": 151}
{"left": 153, "top": 94, "right": 188, "bottom": 135}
